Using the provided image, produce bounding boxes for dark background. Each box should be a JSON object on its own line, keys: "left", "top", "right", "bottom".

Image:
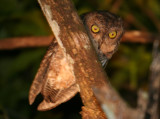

{"left": 0, "top": 0, "right": 159, "bottom": 119}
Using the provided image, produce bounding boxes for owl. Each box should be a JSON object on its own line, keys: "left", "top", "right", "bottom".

{"left": 29, "top": 11, "right": 124, "bottom": 111}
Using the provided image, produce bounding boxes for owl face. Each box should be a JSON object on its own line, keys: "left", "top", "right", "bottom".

{"left": 83, "top": 11, "right": 124, "bottom": 60}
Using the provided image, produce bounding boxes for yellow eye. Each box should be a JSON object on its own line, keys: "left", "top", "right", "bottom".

{"left": 91, "top": 25, "right": 100, "bottom": 33}
{"left": 109, "top": 31, "right": 117, "bottom": 39}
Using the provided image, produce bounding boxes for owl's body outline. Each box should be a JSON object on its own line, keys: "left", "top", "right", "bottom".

{"left": 29, "top": 11, "right": 124, "bottom": 111}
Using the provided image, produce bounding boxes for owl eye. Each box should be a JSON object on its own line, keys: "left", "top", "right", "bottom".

{"left": 91, "top": 25, "right": 100, "bottom": 33}
{"left": 109, "top": 31, "right": 117, "bottom": 39}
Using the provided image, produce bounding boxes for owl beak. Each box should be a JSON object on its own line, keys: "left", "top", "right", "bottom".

{"left": 105, "top": 51, "right": 114, "bottom": 59}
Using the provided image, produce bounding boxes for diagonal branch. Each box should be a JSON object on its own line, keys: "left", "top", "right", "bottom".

{"left": 37, "top": 0, "right": 107, "bottom": 118}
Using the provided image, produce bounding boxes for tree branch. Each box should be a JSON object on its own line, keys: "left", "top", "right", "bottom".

{"left": 0, "top": 31, "right": 159, "bottom": 50}
{"left": 0, "top": 36, "right": 54, "bottom": 50}
{"left": 144, "top": 39, "right": 160, "bottom": 119}
{"left": 37, "top": 0, "right": 108, "bottom": 118}
{"left": 122, "top": 31, "right": 159, "bottom": 43}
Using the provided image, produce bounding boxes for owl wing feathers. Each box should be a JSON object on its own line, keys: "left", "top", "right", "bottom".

{"left": 38, "top": 84, "right": 79, "bottom": 111}
{"left": 29, "top": 41, "right": 58, "bottom": 105}
{"left": 29, "top": 40, "right": 79, "bottom": 110}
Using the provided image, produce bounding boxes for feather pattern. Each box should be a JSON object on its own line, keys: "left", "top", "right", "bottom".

{"left": 29, "top": 40, "right": 79, "bottom": 111}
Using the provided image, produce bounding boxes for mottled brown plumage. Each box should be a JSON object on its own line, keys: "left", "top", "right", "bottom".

{"left": 29, "top": 11, "right": 124, "bottom": 111}
{"left": 29, "top": 40, "right": 79, "bottom": 111}
{"left": 83, "top": 11, "right": 124, "bottom": 67}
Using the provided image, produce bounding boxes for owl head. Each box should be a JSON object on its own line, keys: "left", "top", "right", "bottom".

{"left": 83, "top": 11, "right": 124, "bottom": 61}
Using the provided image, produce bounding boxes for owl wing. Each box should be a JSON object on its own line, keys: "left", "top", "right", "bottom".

{"left": 29, "top": 40, "right": 79, "bottom": 111}
{"left": 29, "top": 41, "right": 58, "bottom": 105}
{"left": 38, "top": 84, "right": 79, "bottom": 111}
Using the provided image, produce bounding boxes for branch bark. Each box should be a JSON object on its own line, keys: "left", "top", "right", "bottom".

{"left": 0, "top": 31, "right": 159, "bottom": 50}
{"left": 37, "top": 0, "right": 108, "bottom": 118}
{"left": 144, "top": 40, "right": 160, "bottom": 119}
